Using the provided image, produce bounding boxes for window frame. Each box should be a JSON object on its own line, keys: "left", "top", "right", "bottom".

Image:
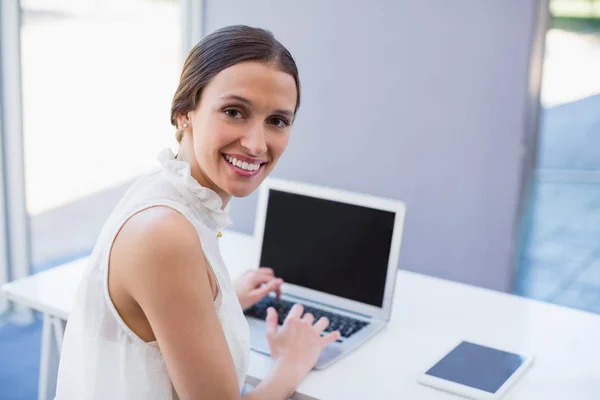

{"left": 1, "top": 0, "right": 30, "bottom": 314}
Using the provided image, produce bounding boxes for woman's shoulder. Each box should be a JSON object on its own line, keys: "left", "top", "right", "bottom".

{"left": 106, "top": 205, "right": 220, "bottom": 349}
{"left": 115, "top": 206, "right": 200, "bottom": 258}
{"left": 109, "top": 205, "right": 211, "bottom": 301}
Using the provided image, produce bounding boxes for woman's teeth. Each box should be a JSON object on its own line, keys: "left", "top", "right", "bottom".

{"left": 225, "top": 155, "right": 261, "bottom": 171}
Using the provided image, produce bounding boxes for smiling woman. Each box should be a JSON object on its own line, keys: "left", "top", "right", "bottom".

{"left": 174, "top": 60, "right": 299, "bottom": 199}
{"left": 170, "top": 25, "right": 301, "bottom": 201}
{"left": 54, "top": 25, "right": 340, "bottom": 400}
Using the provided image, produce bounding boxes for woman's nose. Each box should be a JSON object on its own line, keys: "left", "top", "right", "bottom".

{"left": 240, "top": 124, "right": 267, "bottom": 156}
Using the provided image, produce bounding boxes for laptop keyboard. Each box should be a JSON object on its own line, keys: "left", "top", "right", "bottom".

{"left": 244, "top": 296, "right": 370, "bottom": 339}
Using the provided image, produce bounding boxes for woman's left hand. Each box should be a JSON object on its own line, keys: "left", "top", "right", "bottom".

{"left": 234, "top": 267, "right": 283, "bottom": 310}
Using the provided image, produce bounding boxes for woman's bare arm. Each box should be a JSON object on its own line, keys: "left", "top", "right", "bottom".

{"left": 110, "top": 207, "right": 244, "bottom": 399}
{"left": 110, "top": 206, "right": 319, "bottom": 399}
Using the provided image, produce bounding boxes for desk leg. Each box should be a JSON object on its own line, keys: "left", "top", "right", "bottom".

{"left": 38, "top": 314, "right": 65, "bottom": 400}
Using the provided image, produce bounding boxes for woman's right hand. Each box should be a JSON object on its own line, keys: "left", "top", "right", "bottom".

{"left": 265, "top": 304, "right": 341, "bottom": 389}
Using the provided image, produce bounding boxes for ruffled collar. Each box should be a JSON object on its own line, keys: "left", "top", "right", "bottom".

{"left": 157, "top": 148, "right": 232, "bottom": 231}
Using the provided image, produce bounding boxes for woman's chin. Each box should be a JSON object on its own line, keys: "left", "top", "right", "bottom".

{"left": 225, "top": 183, "right": 260, "bottom": 198}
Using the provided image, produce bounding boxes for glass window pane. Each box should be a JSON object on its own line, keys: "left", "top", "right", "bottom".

{"left": 21, "top": 0, "right": 181, "bottom": 271}
{"left": 517, "top": 1, "right": 600, "bottom": 315}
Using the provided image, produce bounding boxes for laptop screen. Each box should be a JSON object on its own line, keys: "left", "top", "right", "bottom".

{"left": 259, "top": 189, "right": 396, "bottom": 308}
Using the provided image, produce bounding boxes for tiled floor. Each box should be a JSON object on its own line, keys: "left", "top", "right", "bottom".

{"left": 515, "top": 93, "right": 600, "bottom": 314}
{"left": 516, "top": 182, "right": 600, "bottom": 314}
{"left": 0, "top": 317, "right": 42, "bottom": 400}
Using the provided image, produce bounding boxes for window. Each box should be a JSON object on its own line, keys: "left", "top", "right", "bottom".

{"left": 20, "top": 0, "right": 183, "bottom": 271}
{"left": 517, "top": 0, "right": 600, "bottom": 314}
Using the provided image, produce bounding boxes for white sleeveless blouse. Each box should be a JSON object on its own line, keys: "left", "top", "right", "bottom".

{"left": 55, "top": 149, "right": 250, "bottom": 399}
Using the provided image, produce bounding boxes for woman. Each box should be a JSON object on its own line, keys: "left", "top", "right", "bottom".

{"left": 55, "top": 25, "right": 340, "bottom": 399}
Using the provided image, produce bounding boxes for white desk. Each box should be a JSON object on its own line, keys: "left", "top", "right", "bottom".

{"left": 3, "top": 231, "right": 600, "bottom": 400}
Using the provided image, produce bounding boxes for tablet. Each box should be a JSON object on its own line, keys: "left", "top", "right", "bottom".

{"left": 417, "top": 341, "right": 533, "bottom": 400}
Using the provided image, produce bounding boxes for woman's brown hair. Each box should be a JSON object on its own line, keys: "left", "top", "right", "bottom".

{"left": 170, "top": 25, "right": 301, "bottom": 142}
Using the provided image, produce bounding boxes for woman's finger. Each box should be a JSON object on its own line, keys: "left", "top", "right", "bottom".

{"left": 258, "top": 267, "right": 274, "bottom": 275}
{"left": 265, "top": 307, "right": 279, "bottom": 339}
{"left": 313, "top": 316, "right": 330, "bottom": 332}
{"left": 252, "top": 268, "right": 275, "bottom": 284}
{"left": 285, "top": 303, "right": 304, "bottom": 323}
{"left": 320, "top": 330, "right": 341, "bottom": 347}
{"left": 301, "top": 312, "right": 315, "bottom": 324}
{"left": 250, "top": 278, "right": 282, "bottom": 299}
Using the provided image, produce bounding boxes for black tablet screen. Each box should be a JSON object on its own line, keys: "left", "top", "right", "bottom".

{"left": 425, "top": 341, "right": 527, "bottom": 393}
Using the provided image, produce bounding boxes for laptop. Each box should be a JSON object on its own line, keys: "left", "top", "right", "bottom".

{"left": 244, "top": 178, "right": 406, "bottom": 369}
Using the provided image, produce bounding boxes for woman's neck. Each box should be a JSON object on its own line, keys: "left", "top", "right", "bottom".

{"left": 176, "top": 140, "right": 231, "bottom": 210}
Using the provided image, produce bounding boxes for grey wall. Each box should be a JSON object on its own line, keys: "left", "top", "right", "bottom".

{"left": 204, "top": 0, "right": 541, "bottom": 292}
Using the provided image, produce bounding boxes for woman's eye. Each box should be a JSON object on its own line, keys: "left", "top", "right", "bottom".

{"left": 269, "top": 117, "right": 289, "bottom": 128}
{"left": 225, "top": 109, "right": 242, "bottom": 119}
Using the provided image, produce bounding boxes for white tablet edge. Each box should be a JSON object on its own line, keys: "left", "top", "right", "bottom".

{"left": 416, "top": 341, "right": 534, "bottom": 400}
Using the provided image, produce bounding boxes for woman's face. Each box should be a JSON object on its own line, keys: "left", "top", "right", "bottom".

{"left": 178, "top": 61, "right": 297, "bottom": 203}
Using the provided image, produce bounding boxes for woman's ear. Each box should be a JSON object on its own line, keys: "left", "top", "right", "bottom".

{"left": 185, "top": 111, "right": 194, "bottom": 127}
{"left": 175, "top": 114, "right": 183, "bottom": 129}
{"left": 176, "top": 114, "right": 191, "bottom": 130}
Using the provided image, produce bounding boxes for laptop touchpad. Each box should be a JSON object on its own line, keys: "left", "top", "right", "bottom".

{"left": 315, "top": 343, "right": 344, "bottom": 369}
{"left": 248, "top": 318, "right": 272, "bottom": 356}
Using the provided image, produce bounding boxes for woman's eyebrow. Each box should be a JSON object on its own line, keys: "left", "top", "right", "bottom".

{"left": 220, "top": 95, "right": 294, "bottom": 119}
{"left": 220, "top": 94, "right": 253, "bottom": 106}
{"left": 272, "top": 109, "right": 294, "bottom": 120}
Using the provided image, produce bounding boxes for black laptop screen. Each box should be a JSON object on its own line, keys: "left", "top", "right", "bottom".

{"left": 259, "top": 189, "right": 396, "bottom": 308}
